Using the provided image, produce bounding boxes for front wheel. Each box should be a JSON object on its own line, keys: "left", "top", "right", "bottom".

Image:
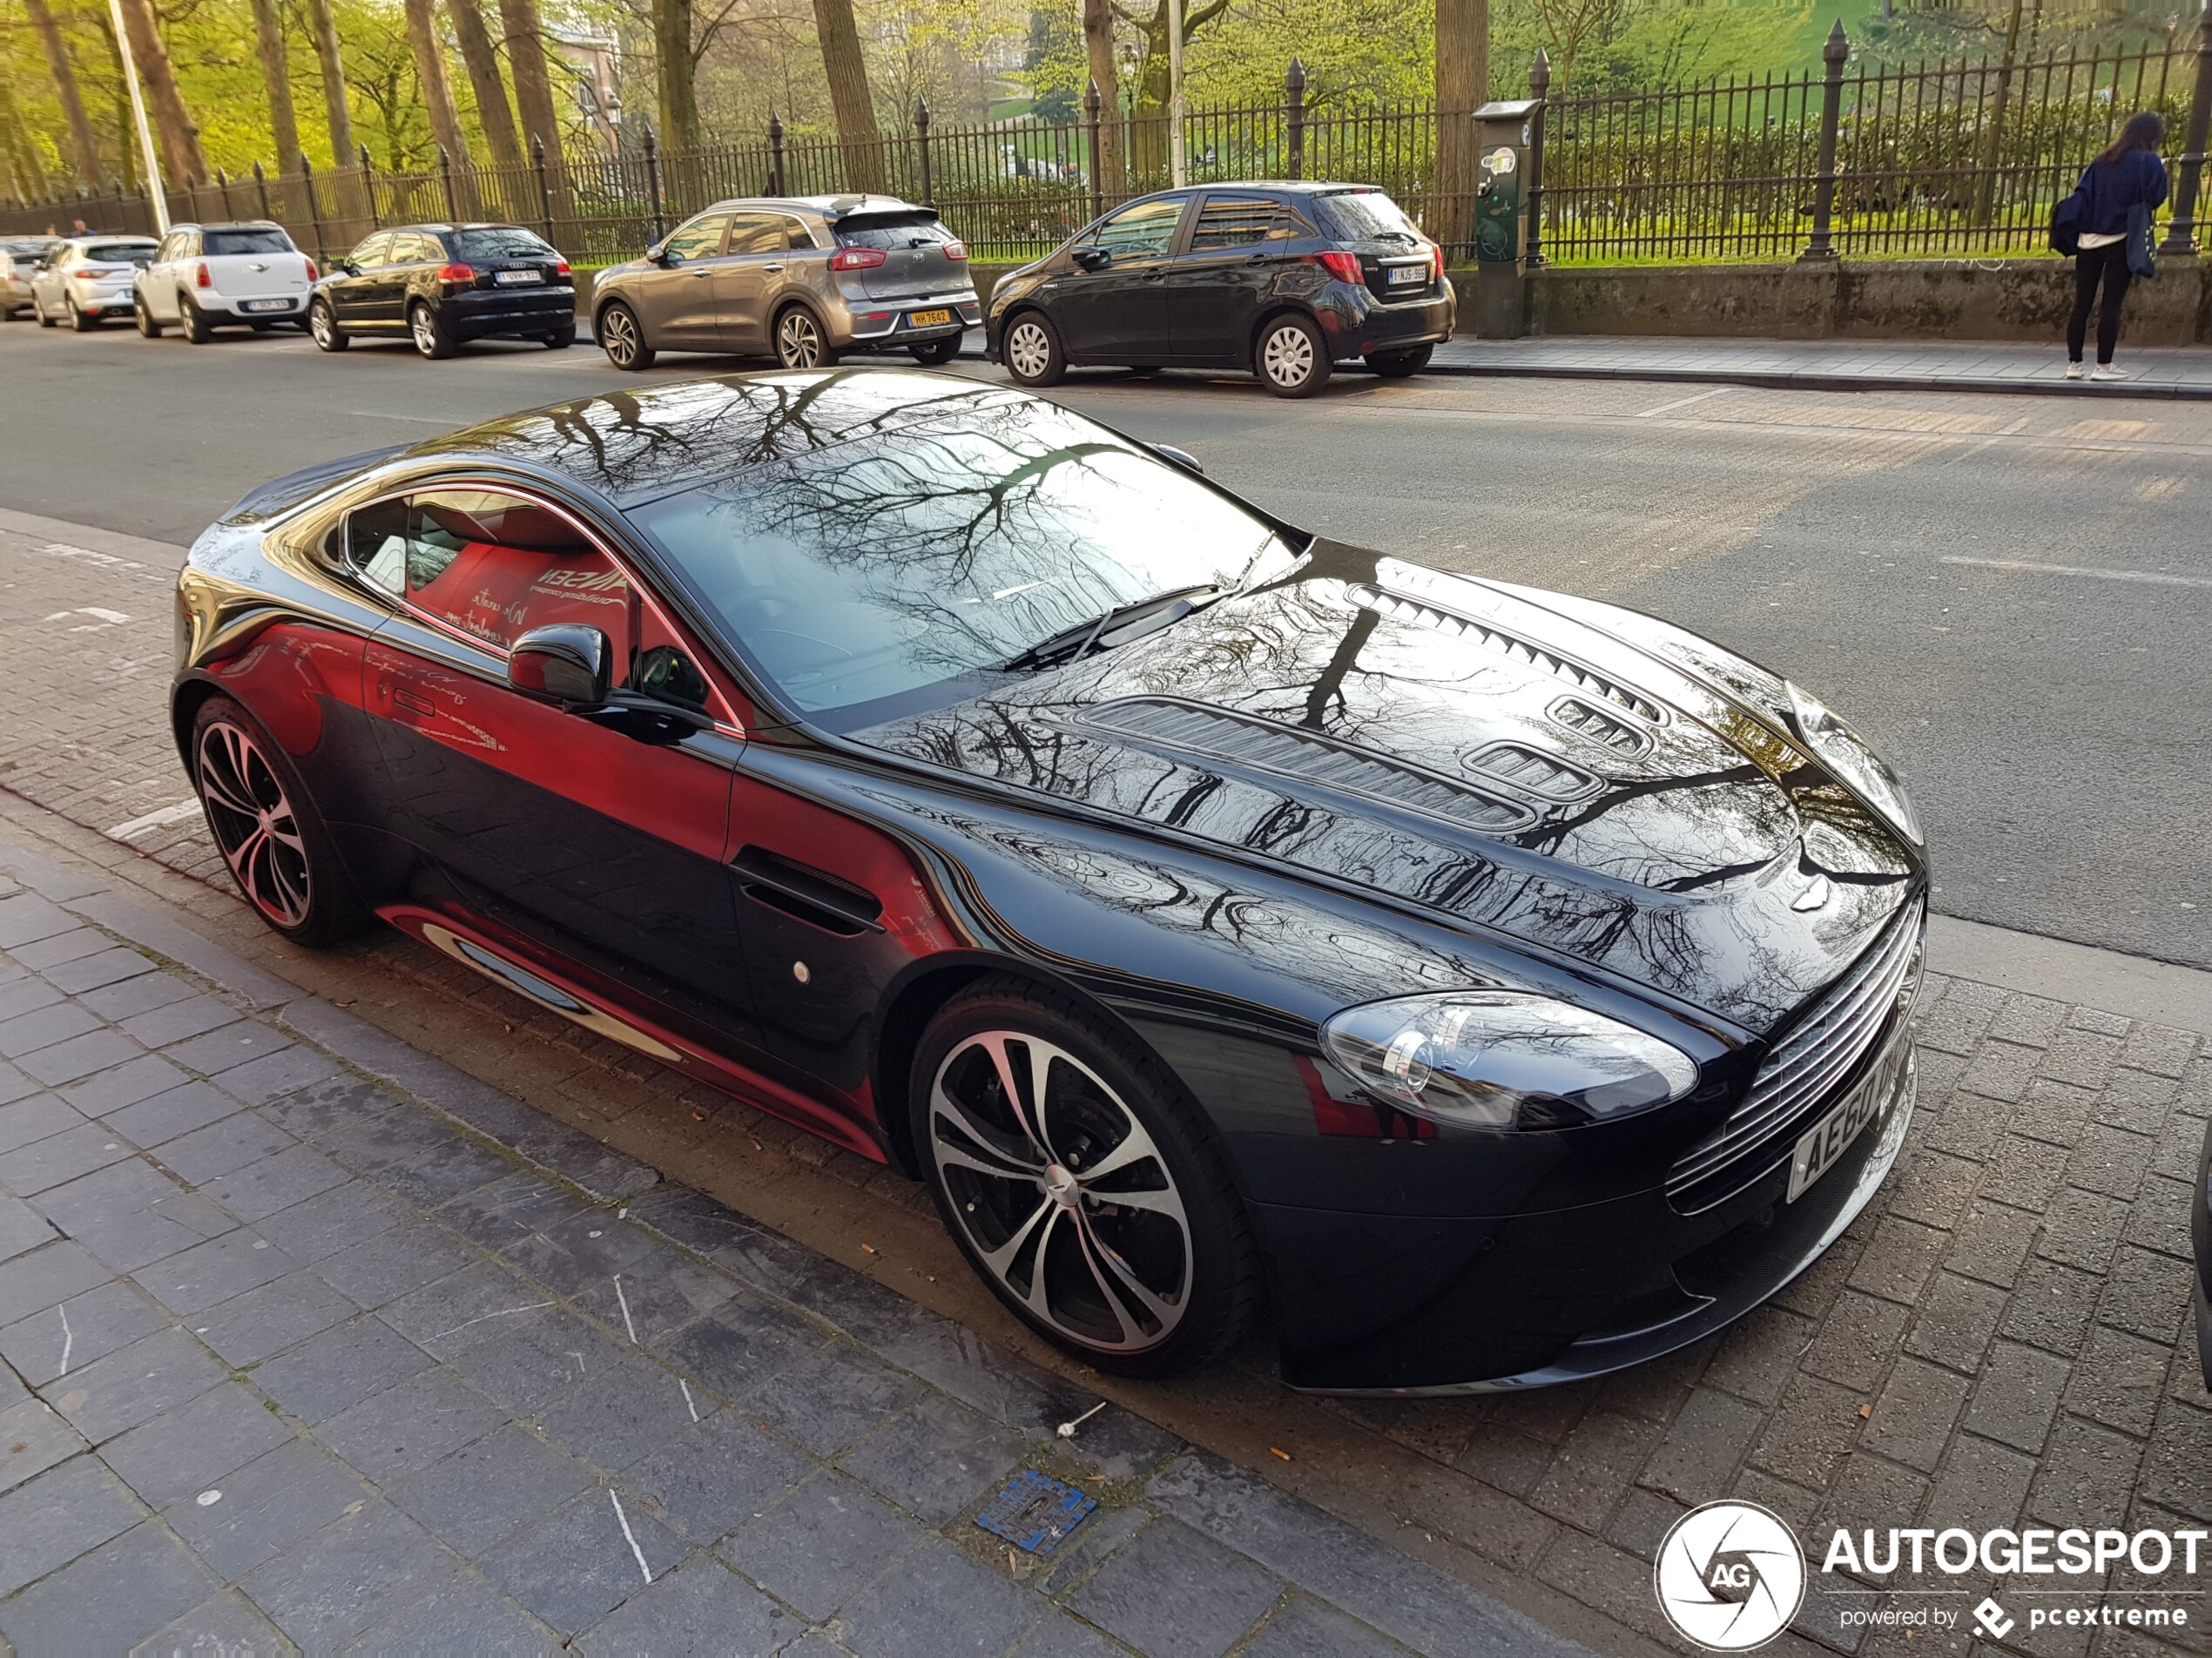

{"left": 1001, "top": 313, "right": 1065, "bottom": 388}
{"left": 409, "top": 300, "right": 457, "bottom": 360}
{"left": 36, "top": 299, "right": 56, "bottom": 327}
{"left": 189, "top": 696, "right": 368, "bottom": 948}
{"left": 1255, "top": 313, "right": 1329, "bottom": 398}
{"left": 907, "top": 333, "right": 961, "bottom": 366}
{"left": 309, "top": 300, "right": 347, "bottom": 352}
{"left": 135, "top": 296, "right": 163, "bottom": 339}
{"left": 912, "top": 977, "right": 1260, "bottom": 1378}
{"left": 1365, "top": 343, "right": 1433, "bottom": 379}
{"left": 599, "top": 302, "right": 653, "bottom": 370}
{"left": 773, "top": 307, "right": 835, "bottom": 369}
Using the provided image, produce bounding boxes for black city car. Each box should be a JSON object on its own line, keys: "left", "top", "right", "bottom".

{"left": 172, "top": 370, "right": 1926, "bottom": 1392}
{"left": 986, "top": 181, "right": 1456, "bottom": 397}
{"left": 310, "top": 222, "right": 576, "bottom": 359}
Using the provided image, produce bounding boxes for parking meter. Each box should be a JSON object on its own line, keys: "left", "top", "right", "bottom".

{"left": 1470, "top": 98, "right": 1539, "bottom": 336}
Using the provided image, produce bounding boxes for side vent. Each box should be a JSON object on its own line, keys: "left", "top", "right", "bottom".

{"left": 731, "top": 847, "right": 885, "bottom": 936}
{"left": 1351, "top": 583, "right": 1666, "bottom": 724}
{"left": 1081, "top": 698, "right": 1535, "bottom": 833}
{"left": 1548, "top": 697, "right": 1654, "bottom": 757}
{"left": 1460, "top": 743, "right": 1604, "bottom": 802}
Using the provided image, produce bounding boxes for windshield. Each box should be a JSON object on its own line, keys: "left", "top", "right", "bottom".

{"left": 1317, "top": 190, "right": 1422, "bottom": 243}
{"left": 204, "top": 228, "right": 293, "bottom": 256}
{"left": 631, "top": 401, "right": 1297, "bottom": 724}
{"left": 449, "top": 227, "right": 556, "bottom": 260}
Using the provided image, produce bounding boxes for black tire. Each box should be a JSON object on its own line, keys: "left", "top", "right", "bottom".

{"left": 543, "top": 320, "right": 577, "bottom": 349}
{"left": 36, "top": 299, "right": 56, "bottom": 327}
{"left": 1365, "top": 343, "right": 1433, "bottom": 379}
{"left": 134, "top": 295, "right": 163, "bottom": 339}
{"left": 309, "top": 299, "right": 347, "bottom": 352}
{"left": 910, "top": 976, "right": 1261, "bottom": 1378}
{"left": 409, "top": 300, "right": 458, "bottom": 360}
{"left": 189, "top": 694, "right": 369, "bottom": 948}
{"left": 907, "top": 334, "right": 961, "bottom": 366}
{"left": 1254, "top": 313, "right": 1329, "bottom": 398}
{"left": 772, "top": 305, "right": 836, "bottom": 369}
{"left": 67, "top": 298, "right": 97, "bottom": 333}
{"left": 1001, "top": 311, "right": 1066, "bottom": 388}
{"left": 179, "top": 295, "right": 213, "bottom": 344}
{"left": 599, "top": 301, "right": 653, "bottom": 370}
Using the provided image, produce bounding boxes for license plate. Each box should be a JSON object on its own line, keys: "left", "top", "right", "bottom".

{"left": 1787, "top": 1042, "right": 1905, "bottom": 1202}
{"left": 242, "top": 298, "right": 291, "bottom": 312}
{"left": 907, "top": 308, "right": 954, "bottom": 328}
{"left": 496, "top": 269, "right": 543, "bottom": 285}
{"left": 1386, "top": 265, "right": 1426, "bottom": 286}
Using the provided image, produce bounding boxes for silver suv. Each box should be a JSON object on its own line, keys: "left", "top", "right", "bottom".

{"left": 592, "top": 195, "right": 981, "bottom": 372}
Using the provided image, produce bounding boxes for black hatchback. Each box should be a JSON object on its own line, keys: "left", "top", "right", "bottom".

{"left": 309, "top": 223, "right": 576, "bottom": 359}
{"left": 985, "top": 181, "right": 1453, "bottom": 397}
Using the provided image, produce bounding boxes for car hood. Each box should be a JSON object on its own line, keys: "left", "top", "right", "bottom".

{"left": 852, "top": 544, "right": 1919, "bottom": 1035}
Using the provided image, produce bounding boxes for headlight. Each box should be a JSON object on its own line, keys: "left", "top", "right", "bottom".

{"left": 1318, "top": 991, "right": 1699, "bottom": 1131}
{"left": 1786, "top": 682, "right": 1923, "bottom": 846}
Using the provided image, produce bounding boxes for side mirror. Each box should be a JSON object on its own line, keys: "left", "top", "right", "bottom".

{"left": 1071, "top": 246, "right": 1110, "bottom": 272}
{"left": 650, "top": 243, "right": 677, "bottom": 266}
{"left": 509, "top": 623, "right": 610, "bottom": 707}
{"left": 1155, "top": 444, "right": 1203, "bottom": 475}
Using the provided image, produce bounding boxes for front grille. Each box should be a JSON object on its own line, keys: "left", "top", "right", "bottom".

{"left": 1349, "top": 584, "right": 1667, "bottom": 724}
{"left": 1668, "top": 897, "right": 1925, "bottom": 1212}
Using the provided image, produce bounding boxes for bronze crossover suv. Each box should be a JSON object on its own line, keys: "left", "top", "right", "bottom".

{"left": 591, "top": 194, "right": 981, "bottom": 372}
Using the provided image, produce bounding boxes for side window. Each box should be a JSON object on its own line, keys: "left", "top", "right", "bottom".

{"left": 1089, "top": 198, "right": 1184, "bottom": 258}
{"left": 155, "top": 233, "right": 181, "bottom": 262}
{"left": 403, "top": 489, "right": 634, "bottom": 664}
{"left": 662, "top": 213, "right": 730, "bottom": 263}
{"left": 785, "top": 218, "right": 816, "bottom": 251}
{"left": 345, "top": 497, "right": 411, "bottom": 595}
{"left": 1189, "top": 196, "right": 1294, "bottom": 251}
{"left": 351, "top": 234, "right": 390, "bottom": 270}
{"left": 725, "top": 213, "right": 785, "bottom": 255}
{"left": 400, "top": 235, "right": 441, "bottom": 266}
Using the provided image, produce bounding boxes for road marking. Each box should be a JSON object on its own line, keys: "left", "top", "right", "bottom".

{"left": 1635, "top": 385, "right": 1737, "bottom": 418}
{"left": 56, "top": 1304, "right": 71, "bottom": 1376}
{"left": 1939, "top": 555, "right": 2212, "bottom": 590}
{"left": 106, "top": 799, "right": 202, "bottom": 841}
{"left": 343, "top": 409, "right": 455, "bottom": 425}
{"left": 610, "top": 1489, "right": 653, "bottom": 1584}
{"left": 679, "top": 1378, "right": 699, "bottom": 1422}
{"left": 612, "top": 1274, "right": 638, "bottom": 1343}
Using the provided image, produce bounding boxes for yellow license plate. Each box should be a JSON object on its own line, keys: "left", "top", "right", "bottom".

{"left": 907, "top": 309, "right": 954, "bottom": 328}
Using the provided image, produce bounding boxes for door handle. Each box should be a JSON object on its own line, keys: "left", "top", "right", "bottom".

{"left": 691, "top": 268, "right": 710, "bottom": 278}
{"left": 1245, "top": 253, "right": 1273, "bottom": 265}
{"left": 391, "top": 686, "right": 436, "bottom": 718}
{"left": 762, "top": 264, "right": 785, "bottom": 273}
{"left": 1142, "top": 269, "right": 1165, "bottom": 281}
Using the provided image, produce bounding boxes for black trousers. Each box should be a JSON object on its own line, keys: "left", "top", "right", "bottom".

{"left": 2068, "top": 241, "right": 2134, "bottom": 364}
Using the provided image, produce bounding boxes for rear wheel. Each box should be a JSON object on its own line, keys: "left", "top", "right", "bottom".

{"left": 409, "top": 300, "right": 457, "bottom": 360}
{"left": 911, "top": 977, "right": 1261, "bottom": 1378}
{"left": 134, "top": 295, "right": 163, "bottom": 339}
{"left": 1365, "top": 343, "right": 1433, "bottom": 379}
{"left": 907, "top": 334, "right": 961, "bottom": 366}
{"left": 599, "top": 302, "right": 652, "bottom": 370}
{"left": 309, "top": 299, "right": 347, "bottom": 352}
{"left": 67, "top": 298, "right": 97, "bottom": 333}
{"left": 1001, "top": 313, "right": 1065, "bottom": 388}
{"left": 1255, "top": 313, "right": 1329, "bottom": 398}
{"left": 179, "top": 295, "right": 213, "bottom": 344}
{"left": 189, "top": 696, "right": 368, "bottom": 948}
{"left": 773, "top": 306, "right": 835, "bottom": 369}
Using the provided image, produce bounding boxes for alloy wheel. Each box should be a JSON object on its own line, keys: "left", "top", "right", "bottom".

{"left": 602, "top": 307, "right": 640, "bottom": 367}
{"left": 1260, "top": 322, "right": 1315, "bottom": 389}
{"left": 776, "top": 309, "right": 823, "bottom": 368}
{"left": 1006, "top": 320, "right": 1052, "bottom": 381}
{"left": 309, "top": 304, "right": 334, "bottom": 347}
{"left": 410, "top": 306, "right": 439, "bottom": 356}
{"left": 928, "top": 1030, "right": 1192, "bottom": 1354}
{"left": 194, "top": 719, "right": 312, "bottom": 928}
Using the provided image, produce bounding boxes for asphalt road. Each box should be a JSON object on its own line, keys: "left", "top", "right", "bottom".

{"left": 3, "top": 316, "right": 2208, "bottom": 972}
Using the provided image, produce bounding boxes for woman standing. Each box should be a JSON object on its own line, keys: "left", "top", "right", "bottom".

{"left": 2063, "top": 111, "right": 2168, "bottom": 381}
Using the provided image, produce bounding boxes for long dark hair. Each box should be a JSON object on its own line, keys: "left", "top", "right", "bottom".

{"left": 2097, "top": 111, "right": 2165, "bottom": 165}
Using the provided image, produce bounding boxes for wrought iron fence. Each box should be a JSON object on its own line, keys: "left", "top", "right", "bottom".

{"left": 7, "top": 17, "right": 2212, "bottom": 268}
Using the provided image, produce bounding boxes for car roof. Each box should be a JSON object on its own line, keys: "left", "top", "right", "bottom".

{"left": 170, "top": 220, "right": 287, "bottom": 233}
{"left": 403, "top": 368, "right": 1029, "bottom": 509}
{"left": 375, "top": 223, "right": 534, "bottom": 235}
{"left": 61, "top": 234, "right": 157, "bottom": 246}
{"left": 699, "top": 194, "right": 930, "bottom": 220}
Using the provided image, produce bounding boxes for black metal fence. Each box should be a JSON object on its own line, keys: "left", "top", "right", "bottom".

{"left": 9, "top": 17, "right": 2212, "bottom": 267}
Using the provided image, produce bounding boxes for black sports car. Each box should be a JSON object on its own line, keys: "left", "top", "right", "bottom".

{"left": 172, "top": 370, "right": 1927, "bottom": 1392}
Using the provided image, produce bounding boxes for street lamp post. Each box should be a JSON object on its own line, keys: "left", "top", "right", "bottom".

{"left": 1168, "top": 0, "right": 1186, "bottom": 188}
{"left": 106, "top": 0, "right": 167, "bottom": 233}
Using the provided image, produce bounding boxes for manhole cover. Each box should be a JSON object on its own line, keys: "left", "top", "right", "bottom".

{"left": 975, "top": 1469, "right": 1097, "bottom": 1555}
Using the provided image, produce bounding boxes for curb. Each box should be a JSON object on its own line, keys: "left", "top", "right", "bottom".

{"left": 1413, "top": 358, "right": 2212, "bottom": 400}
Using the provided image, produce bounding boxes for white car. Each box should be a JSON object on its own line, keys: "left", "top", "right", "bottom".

{"left": 1, "top": 237, "right": 61, "bottom": 320}
{"left": 133, "top": 221, "right": 316, "bottom": 342}
{"left": 30, "top": 236, "right": 158, "bottom": 330}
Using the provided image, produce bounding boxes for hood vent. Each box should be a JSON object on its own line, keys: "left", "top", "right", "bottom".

{"left": 1081, "top": 698, "right": 1535, "bottom": 833}
{"left": 1351, "top": 583, "right": 1666, "bottom": 724}
{"left": 1548, "top": 697, "right": 1654, "bottom": 758}
{"left": 1461, "top": 743, "right": 1603, "bottom": 802}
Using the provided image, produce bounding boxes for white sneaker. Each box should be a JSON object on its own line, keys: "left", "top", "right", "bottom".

{"left": 2090, "top": 364, "right": 2129, "bottom": 381}
{"left": 2065, "top": 361, "right": 2084, "bottom": 379}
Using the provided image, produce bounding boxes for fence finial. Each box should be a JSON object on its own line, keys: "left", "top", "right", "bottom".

{"left": 1083, "top": 77, "right": 1101, "bottom": 117}
{"left": 767, "top": 110, "right": 783, "bottom": 144}
{"left": 1531, "top": 46, "right": 1550, "bottom": 96}
{"left": 1285, "top": 57, "right": 1305, "bottom": 96}
{"left": 914, "top": 94, "right": 929, "bottom": 129}
{"left": 1824, "top": 18, "right": 1849, "bottom": 64}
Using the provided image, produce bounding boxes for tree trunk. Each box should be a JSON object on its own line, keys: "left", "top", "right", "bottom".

{"left": 249, "top": 0, "right": 301, "bottom": 180}
{"left": 402, "top": 0, "right": 470, "bottom": 165}
{"left": 448, "top": 0, "right": 523, "bottom": 175}
{"left": 24, "top": 0, "right": 106, "bottom": 188}
{"left": 812, "top": 0, "right": 883, "bottom": 193}
{"left": 0, "top": 80, "right": 51, "bottom": 198}
{"left": 497, "top": 0, "right": 564, "bottom": 176}
{"left": 304, "top": 0, "right": 355, "bottom": 165}
{"left": 115, "top": 0, "right": 209, "bottom": 184}
{"left": 89, "top": 10, "right": 138, "bottom": 192}
{"left": 1433, "top": 0, "right": 1488, "bottom": 256}
{"left": 1081, "top": 0, "right": 1121, "bottom": 205}
{"left": 651, "top": 0, "right": 698, "bottom": 154}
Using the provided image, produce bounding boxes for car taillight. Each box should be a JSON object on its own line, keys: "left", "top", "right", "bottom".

{"left": 830, "top": 246, "right": 887, "bottom": 271}
{"left": 1431, "top": 242, "right": 1444, "bottom": 280}
{"left": 555, "top": 259, "right": 570, "bottom": 276}
{"left": 1317, "top": 250, "right": 1365, "bottom": 284}
{"left": 435, "top": 262, "right": 476, "bottom": 283}
{"left": 942, "top": 240, "right": 968, "bottom": 261}
{"left": 304, "top": 259, "right": 318, "bottom": 282}
{"left": 195, "top": 262, "right": 212, "bottom": 288}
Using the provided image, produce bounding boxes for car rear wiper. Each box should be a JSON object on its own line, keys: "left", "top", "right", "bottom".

{"left": 996, "top": 583, "right": 1224, "bottom": 672}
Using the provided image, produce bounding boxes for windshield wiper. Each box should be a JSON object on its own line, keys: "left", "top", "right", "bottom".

{"left": 996, "top": 583, "right": 1224, "bottom": 672}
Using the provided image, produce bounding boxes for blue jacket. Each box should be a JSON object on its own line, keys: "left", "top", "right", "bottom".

{"left": 2074, "top": 148, "right": 2168, "bottom": 236}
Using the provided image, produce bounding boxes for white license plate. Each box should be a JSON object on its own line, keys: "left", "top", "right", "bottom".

{"left": 1386, "top": 265, "right": 1426, "bottom": 286}
{"left": 242, "top": 298, "right": 291, "bottom": 312}
{"left": 495, "top": 270, "right": 543, "bottom": 285}
{"left": 1786, "top": 1043, "right": 1905, "bottom": 1202}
